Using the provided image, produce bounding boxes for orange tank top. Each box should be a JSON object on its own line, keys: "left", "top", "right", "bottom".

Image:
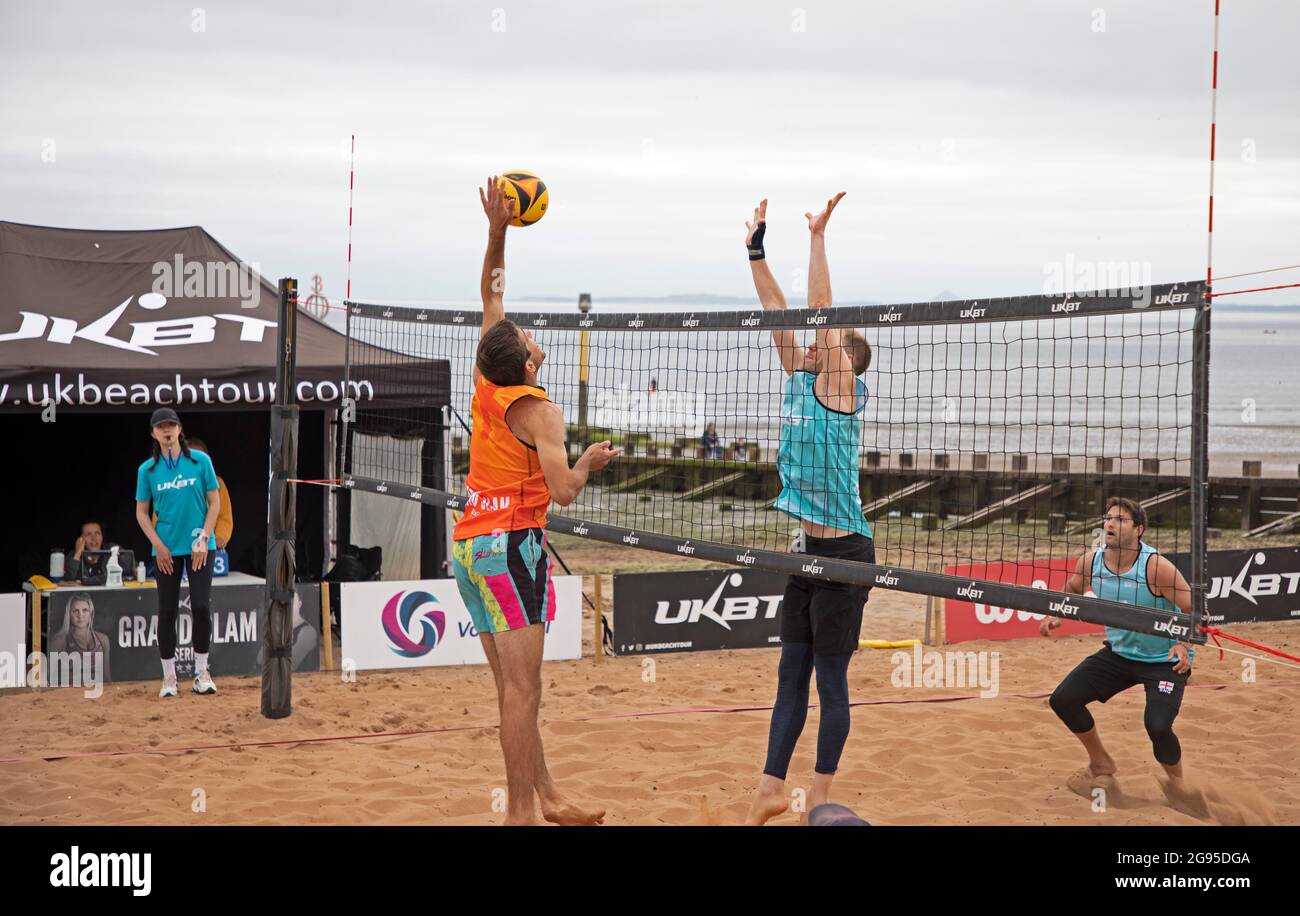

{"left": 454, "top": 379, "right": 552, "bottom": 540}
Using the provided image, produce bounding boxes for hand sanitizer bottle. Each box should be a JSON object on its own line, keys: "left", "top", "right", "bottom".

{"left": 106, "top": 545, "right": 123, "bottom": 588}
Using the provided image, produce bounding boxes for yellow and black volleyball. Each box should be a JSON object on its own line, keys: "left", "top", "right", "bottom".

{"left": 498, "top": 170, "right": 549, "bottom": 227}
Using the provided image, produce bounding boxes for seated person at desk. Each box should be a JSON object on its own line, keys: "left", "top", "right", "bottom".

{"left": 65, "top": 520, "right": 106, "bottom": 580}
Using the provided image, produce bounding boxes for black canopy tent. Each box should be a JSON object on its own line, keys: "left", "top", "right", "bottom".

{"left": 0, "top": 221, "right": 450, "bottom": 590}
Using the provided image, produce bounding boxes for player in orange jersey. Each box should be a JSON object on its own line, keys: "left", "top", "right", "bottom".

{"left": 452, "top": 176, "right": 620, "bottom": 825}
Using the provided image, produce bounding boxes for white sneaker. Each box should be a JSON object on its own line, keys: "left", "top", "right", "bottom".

{"left": 193, "top": 669, "right": 217, "bottom": 695}
{"left": 159, "top": 675, "right": 178, "bottom": 698}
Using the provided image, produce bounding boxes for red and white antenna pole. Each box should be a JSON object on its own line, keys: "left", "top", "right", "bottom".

{"left": 346, "top": 133, "right": 356, "bottom": 302}
{"left": 1205, "top": 1, "right": 1220, "bottom": 300}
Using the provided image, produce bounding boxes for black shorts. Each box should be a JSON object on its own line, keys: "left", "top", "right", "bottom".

{"left": 1059, "top": 643, "right": 1190, "bottom": 713}
{"left": 780, "top": 532, "right": 875, "bottom": 655}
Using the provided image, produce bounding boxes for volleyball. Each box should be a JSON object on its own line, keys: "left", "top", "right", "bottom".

{"left": 497, "top": 170, "right": 549, "bottom": 227}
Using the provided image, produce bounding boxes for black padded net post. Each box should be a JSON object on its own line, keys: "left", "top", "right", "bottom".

{"left": 262, "top": 277, "right": 298, "bottom": 720}
{"left": 342, "top": 282, "right": 1207, "bottom": 643}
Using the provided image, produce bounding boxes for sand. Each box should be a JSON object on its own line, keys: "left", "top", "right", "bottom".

{"left": 2, "top": 546, "right": 1296, "bottom": 826}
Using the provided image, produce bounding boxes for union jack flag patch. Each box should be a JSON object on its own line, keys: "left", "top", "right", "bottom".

{"left": 1158, "top": 680, "right": 1175, "bottom": 694}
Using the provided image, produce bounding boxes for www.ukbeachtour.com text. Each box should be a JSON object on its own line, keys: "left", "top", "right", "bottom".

{"left": 6, "top": 373, "right": 374, "bottom": 411}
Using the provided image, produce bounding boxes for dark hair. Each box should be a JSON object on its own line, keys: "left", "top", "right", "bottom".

{"left": 148, "top": 431, "right": 197, "bottom": 470}
{"left": 80, "top": 520, "right": 103, "bottom": 534}
{"left": 846, "top": 330, "right": 871, "bottom": 374}
{"left": 476, "top": 319, "right": 530, "bottom": 387}
{"left": 1104, "top": 496, "right": 1147, "bottom": 531}
{"left": 186, "top": 437, "right": 208, "bottom": 453}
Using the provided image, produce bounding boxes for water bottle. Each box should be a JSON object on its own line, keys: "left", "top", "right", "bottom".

{"left": 50, "top": 549, "right": 65, "bottom": 580}
{"left": 136, "top": 561, "right": 147, "bottom": 582}
{"left": 106, "top": 545, "right": 123, "bottom": 588}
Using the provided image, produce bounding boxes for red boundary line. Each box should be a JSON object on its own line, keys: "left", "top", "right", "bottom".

{"left": 0, "top": 683, "right": 1245, "bottom": 766}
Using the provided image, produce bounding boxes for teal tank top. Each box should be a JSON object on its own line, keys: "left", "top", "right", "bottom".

{"left": 773, "top": 370, "right": 873, "bottom": 538}
{"left": 1093, "top": 542, "right": 1193, "bottom": 664}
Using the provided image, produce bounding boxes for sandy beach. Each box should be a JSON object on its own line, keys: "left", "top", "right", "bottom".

{"left": 2, "top": 542, "right": 1296, "bottom": 826}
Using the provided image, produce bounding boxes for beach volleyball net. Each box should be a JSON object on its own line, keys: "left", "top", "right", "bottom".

{"left": 338, "top": 281, "right": 1209, "bottom": 642}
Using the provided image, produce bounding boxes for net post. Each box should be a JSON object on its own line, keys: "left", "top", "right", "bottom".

{"left": 592, "top": 574, "right": 604, "bottom": 663}
{"left": 336, "top": 300, "right": 354, "bottom": 559}
{"left": 262, "top": 277, "right": 299, "bottom": 720}
{"left": 1190, "top": 286, "right": 1211, "bottom": 636}
{"left": 1192, "top": 0, "right": 1220, "bottom": 639}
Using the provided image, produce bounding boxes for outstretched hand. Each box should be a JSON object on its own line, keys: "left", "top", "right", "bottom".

{"left": 806, "top": 191, "right": 846, "bottom": 235}
{"left": 745, "top": 198, "right": 768, "bottom": 246}
{"left": 579, "top": 441, "right": 622, "bottom": 472}
{"left": 479, "top": 176, "right": 515, "bottom": 232}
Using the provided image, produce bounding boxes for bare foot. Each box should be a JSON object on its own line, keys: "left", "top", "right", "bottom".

{"left": 1067, "top": 766, "right": 1114, "bottom": 799}
{"left": 503, "top": 815, "right": 542, "bottom": 826}
{"left": 1088, "top": 752, "right": 1117, "bottom": 777}
{"left": 540, "top": 798, "right": 605, "bottom": 826}
{"left": 746, "top": 790, "right": 789, "bottom": 826}
{"left": 1158, "top": 774, "right": 1211, "bottom": 820}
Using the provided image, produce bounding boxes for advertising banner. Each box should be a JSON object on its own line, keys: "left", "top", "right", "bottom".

{"left": 339, "top": 576, "right": 582, "bottom": 671}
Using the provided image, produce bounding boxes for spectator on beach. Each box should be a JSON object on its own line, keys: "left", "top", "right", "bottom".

{"left": 648, "top": 378, "right": 658, "bottom": 393}
{"left": 182, "top": 438, "right": 233, "bottom": 551}
{"left": 701, "top": 422, "right": 722, "bottom": 459}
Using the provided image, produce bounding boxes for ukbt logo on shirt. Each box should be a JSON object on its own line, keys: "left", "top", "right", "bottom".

{"left": 156, "top": 474, "right": 197, "bottom": 492}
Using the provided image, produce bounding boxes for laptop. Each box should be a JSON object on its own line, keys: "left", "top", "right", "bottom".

{"left": 79, "top": 548, "right": 136, "bottom": 586}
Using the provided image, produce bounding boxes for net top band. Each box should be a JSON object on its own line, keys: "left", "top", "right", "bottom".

{"left": 346, "top": 280, "right": 1204, "bottom": 330}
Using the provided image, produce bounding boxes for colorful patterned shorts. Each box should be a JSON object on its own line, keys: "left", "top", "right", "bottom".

{"left": 452, "top": 528, "right": 555, "bottom": 635}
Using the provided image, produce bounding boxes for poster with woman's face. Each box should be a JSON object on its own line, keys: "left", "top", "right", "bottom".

{"left": 44, "top": 585, "right": 322, "bottom": 685}
{"left": 45, "top": 593, "right": 111, "bottom": 687}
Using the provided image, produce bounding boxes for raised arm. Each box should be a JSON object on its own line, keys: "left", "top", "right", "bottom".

{"left": 509, "top": 399, "right": 621, "bottom": 506}
{"left": 807, "top": 192, "right": 856, "bottom": 404}
{"left": 475, "top": 177, "right": 514, "bottom": 384}
{"left": 746, "top": 199, "right": 800, "bottom": 375}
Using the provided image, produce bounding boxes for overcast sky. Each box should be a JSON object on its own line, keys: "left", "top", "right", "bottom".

{"left": 2, "top": 0, "right": 1298, "bottom": 306}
